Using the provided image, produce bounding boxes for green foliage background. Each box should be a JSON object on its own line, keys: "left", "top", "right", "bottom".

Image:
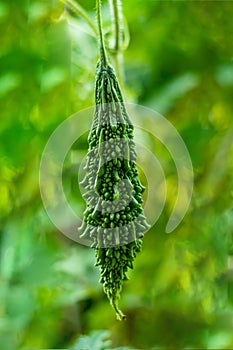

{"left": 0, "top": 0, "right": 233, "bottom": 349}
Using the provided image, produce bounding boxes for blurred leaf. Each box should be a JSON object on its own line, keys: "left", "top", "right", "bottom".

{"left": 146, "top": 72, "right": 199, "bottom": 114}
{"left": 215, "top": 64, "right": 233, "bottom": 87}
{"left": 207, "top": 332, "right": 232, "bottom": 350}
{"left": 0, "top": 72, "right": 20, "bottom": 97}
{"left": 71, "top": 330, "right": 133, "bottom": 350}
{"left": 71, "top": 330, "right": 111, "bottom": 350}
{"left": 41, "top": 67, "right": 68, "bottom": 92}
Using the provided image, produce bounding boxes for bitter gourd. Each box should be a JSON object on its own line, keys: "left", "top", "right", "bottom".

{"left": 80, "top": 60, "right": 149, "bottom": 320}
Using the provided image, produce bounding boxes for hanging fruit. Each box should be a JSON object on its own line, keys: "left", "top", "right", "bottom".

{"left": 79, "top": 0, "right": 149, "bottom": 320}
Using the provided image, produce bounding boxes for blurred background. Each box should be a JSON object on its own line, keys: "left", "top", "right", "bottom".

{"left": 0, "top": 0, "right": 233, "bottom": 349}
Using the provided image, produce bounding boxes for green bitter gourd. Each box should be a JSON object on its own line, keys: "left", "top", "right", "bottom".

{"left": 79, "top": 0, "right": 149, "bottom": 320}
{"left": 80, "top": 60, "right": 149, "bottom": 320}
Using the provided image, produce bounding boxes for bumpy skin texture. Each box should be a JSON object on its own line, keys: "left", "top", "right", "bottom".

{"left": 80, "top": 61, "right": 149, "bottom": 320}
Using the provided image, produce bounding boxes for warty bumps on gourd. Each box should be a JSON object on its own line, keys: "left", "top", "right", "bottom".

{"left": 80, "top": 60, "right": 149, "bottom": 320}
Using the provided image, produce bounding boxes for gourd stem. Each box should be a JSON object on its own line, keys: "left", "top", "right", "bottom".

{"left": 96, "top": 0, "right": 108, "bottom": 66}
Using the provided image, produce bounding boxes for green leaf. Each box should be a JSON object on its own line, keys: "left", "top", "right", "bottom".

{"left": 71, "top": 330, "right": 111, "bottom": 350}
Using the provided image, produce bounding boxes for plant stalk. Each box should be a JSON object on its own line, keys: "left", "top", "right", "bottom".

{"left": 112, "top": 0, "right": 121, "bottom": 51}
{"left": 96, "top": 0, "right": 108, "bottom": 66}
{"left": 109, "top": 0, "right": 124, "bottom": 89}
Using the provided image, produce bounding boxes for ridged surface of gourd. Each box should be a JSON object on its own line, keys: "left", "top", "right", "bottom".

{"left": 80, "top": 61, "right": 149, "bottom": 320}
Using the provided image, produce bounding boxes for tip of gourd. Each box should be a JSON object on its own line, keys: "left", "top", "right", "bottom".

{"left": 112, "top": 299, "right": 126, "bottom": 321}
{"left": 116, "top": 309, "right": 126, "bottom": 321}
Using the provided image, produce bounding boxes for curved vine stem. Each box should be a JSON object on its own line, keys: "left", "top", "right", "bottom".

{"left": 121, "top": 14, "right": 130, "bottom": 51}
{"left": 109, "top": 0, "right": 130, "bottom": 52}
{"left": 96, "top": 0, "right": 108, "bottom": 66}
{"left": 112, "top": 0, "right": 121, "bottom": 51}
{"left": 109, "top": 0, "right": 124, "bottom": 88}
{"left": 60, "top": 0, "right": 98, "bottom": 37}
